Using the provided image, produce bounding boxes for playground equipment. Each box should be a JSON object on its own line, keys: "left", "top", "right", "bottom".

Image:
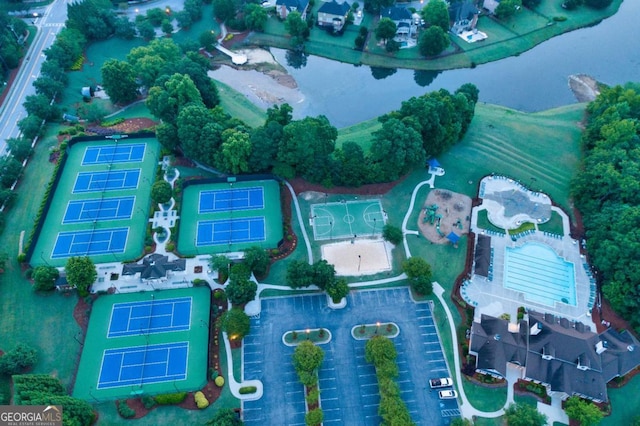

{"left": 423, "top": 204, "right": 439, "bottom": 224}
{"left": 435, "top": 216, "right": 445, "bottom": 237}
{"left": 456, "top": 218, "right": 463, "bottom": 229}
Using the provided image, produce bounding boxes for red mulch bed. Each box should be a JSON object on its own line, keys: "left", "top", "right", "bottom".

{"left": 0, "top": 62, "right": 21, "bottom": 107}
{"left": 73, "top": 296, "right": 93, "bottom": 329}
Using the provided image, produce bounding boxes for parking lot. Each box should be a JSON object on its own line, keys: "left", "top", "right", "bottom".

{"left": 242, "top": 288, "right": 460, "bottom": 425}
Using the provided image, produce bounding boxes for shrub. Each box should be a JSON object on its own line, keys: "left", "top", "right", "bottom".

{"left": 166, "top": 242, "right": 175, "bottom": 251}
{"left": 215, "top": 376, "right": 225, "bottom": 387}
{"left": 239, "top": 386, "right": 257, "bottom": 394}
{"left": 211, "top": 369, "right": 219, "bottom": 380}
{"left": 553, "top": 16, "right": 567, "bottom": 21}
{"left": 382, "top": 224, "right": 403, "bottom": 245}
{"left": 154, "top": 392, "right": 187, "bottom": 405}
{"left": 17, "top": 253, "right": 26, "bottom": 263}
{"left": 194, "top": 391, "right": 209, "bottom": 409}
{"left": 100, "top": 118, "right": 125, "bottom": 127}
{"left": 306, "top": 388, "right": 319, "bottom": 405}
{"left": 0, "top": 343, "right": 38, "bottom": 375}
{"left": 117, "top": 400, "right": 135, "bottom": 418}
{"left": 192, "top": 278, "right": 208, "bottom": 287}
{"left": 305, "top": 408, "right": 323, "bottom": 426}
{"left": 141, "top": 395, "right": 156, "bottom": 409}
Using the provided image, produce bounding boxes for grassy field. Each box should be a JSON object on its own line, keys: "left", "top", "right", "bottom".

{"left": 0, "top": 126, "right": 81, "bottom": 400}
{"left": 247, "top": 1, "right": 621, "bottom": 71}
{"left": 216, "top": 81, "right": 266, "bottom": 128}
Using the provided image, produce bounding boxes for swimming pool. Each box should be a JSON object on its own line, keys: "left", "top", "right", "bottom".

{"left": 503, "top": 242, "right": 576, "bottom": 307}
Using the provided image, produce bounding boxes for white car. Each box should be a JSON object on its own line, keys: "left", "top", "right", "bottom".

{"left": 429, "top": 377, "right": 453, "bottom": 389}
{"left": 438, "top": 390, "right": 458, "bottom": 400}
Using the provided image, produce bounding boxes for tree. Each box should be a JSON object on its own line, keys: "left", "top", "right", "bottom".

{"left": 77, "top": 102, "right": 107, "bottom": 123}
{"left": 32, "top": 265, "right": 59, "bottom": 291}
{"left": 6, "top": 137, "right": 32, "bottom": 162}
{"left": 370, "top": 66, "right": 397, "bottom": 80}
{"left": 402, "top": 257, "right": 433, "bottom": 295}
{"left": 114, "top": 16, "right": 136, "bottom": 39}
{"left": 312, "top": 259, "right": 336, "bottom": 291}
{"left": 365, "top": 335, "right": 396, "bottom": 365}
{"left": 450, "top": 419, "right": 473, "bottom": 426}
{"left": 175, "top": 10, "right": 194, "bottom": 29}
{"left": 564, "top": 397, "right": 604, "bottom": 426}
{"left": 151, "top": 180, "right": 172, "bottom": 204}
{"left": 277, "top": 116, "right": 337, "bottom": 183}
{"left": 40, "top": 60, "right": 68, "bottom": 85}
{"left": 66, "top": 0, "right": 116, "bottom": 40}
{"left": 199, "top": 30, "right": 217, "bottom": 51}
{"left": 33, "top": 76, "right": 65, "bottom": 100}
{"left": 369, "top": 118, "right": 425, "bottom": 181}
{"left": 101, "top": 59, "right": 139, "bottom": 105}
{"left": 244, "top": 4, "right": 268, "bottom": 31}
{"left": 363, "top": 0, "right": 394, "bottom": 14}
{"left": 285, "top": 11, "right": 308, "bottom": 47}
{"left": 421, "top": 0, "right": 449, "bottom": 32}
{"left": 418, "top": 25, "right": 449, "bottom": 57}
{"left": 17, "top": 114, "right": 43, "bottom": 141}
{"left": 326, "top": 278, "right": 349, "bottom": 303}
{"left": 0, "top": 157, "right": 22, "bottom": 188}
{"left": 248, "top": 122, "right": 282, "bottom": 172}
{"left": 206, "top": 408, "right": 244, "bottom": 425}
{"left": 161, "top": 19, "right": 174, "bottom": 36}
{"left": 43, "top": 27, "right": 86, "bottom": 69}
{"left": 335, "top": 141, "right": 367, "bottom": 187}
{"left": 293, "top": 340, "right": 324, "bottom": 375}
{"left": 243, "top": 246, "right": 270, "bottom": 278}
{"left": 136, "top": 19, "right": 156, "bottom": 40}
{"left": 147, "top": 73, "right": 204, "bottom": 124}
{"left": 218, "top": 128, "right": 252, "bottom": 174}
{"left": 220, "top": 307, "right": 250, "bottom": 340}
{"left": 210, "top": 255, "right": 230, "bottom": 275}
{"left": 504, "top": 403, "right": 547, "bottom": 426}
{"left": 65, "top": 256, "right": 97, "bottom": 296}
{"left": 382, "top": 224, "right": 403, "bottom": 245}
{"left": 522, "top": 0, "right": 541, "bottom": 7}
{"left": 375, "top": 17, "right": 396, "bottom": 46}
{"left": 156, "top": 123, "right": 180, "bottom": 152}
{"left": 225, "top": 275, "right": 257, "bottom": 306}
{"left": 213, "top": 0, "right": 237, "bottom": 21}
{"left": 0, "top": 343, "right": 37, "bottom": 375}
{"left": 495, "top": 0, "right": 522, "bottom": 19}
{"left": 286, "top": 260, "right": 314, "bottom": 288}
{"left": 23, "top": 94, "right": 59, "bottom": 121}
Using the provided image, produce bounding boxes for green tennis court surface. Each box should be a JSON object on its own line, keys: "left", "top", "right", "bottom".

{"left": 73, "top": 287, "right": 210, "bottom": 401}
{"left": 311, "top": 200, "right": 385, "bottom": 241}
{"left": 178, "top": 178, "right": 283, "bottom": 255}
{"left": 29, "top": 136, "right": 160, "bottom": 267}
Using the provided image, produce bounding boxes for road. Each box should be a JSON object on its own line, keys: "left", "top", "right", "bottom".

{"left": 0, "top": 0, "right": 69, "bottom": 155}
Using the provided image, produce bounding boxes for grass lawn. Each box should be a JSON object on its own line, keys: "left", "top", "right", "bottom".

{"left": 537, "top": 210, "right": 565, "bottom": 235}
{"left": 216, "top": 81, "right": 266, "bottom": 128}
{"left": 0, "top": 125, "right": 81, "bottom": 400}
{"left": 336, "top": 117, "right": 381, "bottom": 151}
{"left": 476, "top": 209, "right": 506, "bottom": 234}
{"left": 109, "top": 100, "right": 156, "bottom": 120}
{"left": 601, "top": 374, "right": 640, "bottom": 425}
{"left": 461, "top": 376, "right": 508, "bottom": 412}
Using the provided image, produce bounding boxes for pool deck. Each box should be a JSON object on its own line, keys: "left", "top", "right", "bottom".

{"left": 468, "top": 199, "right": 596, "bottom": 330}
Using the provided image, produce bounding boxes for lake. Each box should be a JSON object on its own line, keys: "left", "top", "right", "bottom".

{"left": 265, "top": 0, "right": 639, "bottom": 128}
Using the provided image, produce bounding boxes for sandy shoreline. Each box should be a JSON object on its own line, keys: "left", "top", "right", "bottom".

{"left": 208, "top": 48, "right": 305, "bottom": 110}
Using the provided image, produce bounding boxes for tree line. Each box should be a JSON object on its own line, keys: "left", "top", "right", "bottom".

{"left": 571, "top": 83, "right": 640, "bottom": 332}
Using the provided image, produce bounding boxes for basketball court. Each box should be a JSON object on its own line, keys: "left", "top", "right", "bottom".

{"left": 311, "top": 200, "right": 385, "bottom": 241}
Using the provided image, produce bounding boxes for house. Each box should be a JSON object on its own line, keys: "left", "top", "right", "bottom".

{"left": 449, "top": 0, "right": 479, "bottom": 34}
{"left": 275, "top": 0, "right": 310, "bottom": 20}
{"left": 317, "top": 0, "right": 351, "bottom": 32}
{"left": 380, "top": 6, "right": 413, "bottom": 39}
{"left": 469, "top": 312, "right": 640, "bottom": 402}
{"left": 482, "top": 0, "right": 501, "bottom": 15}
{"left": 122, "top": 253, "right": 186, "bottom": 281}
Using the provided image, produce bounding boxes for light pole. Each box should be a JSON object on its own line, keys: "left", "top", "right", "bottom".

{"left": 329, "top": 221, "right": 333, "bottom": 241}
{"left": 375, "top": 322, "right": 380, "bottom": 335}
{"left": 306, "top": 329, "right": 310, "bottom": 340}
{"left": 372, "top": 218, "right": 377, "bottom": 236}
{"left": 358, "top": 255, "right": 361, "bottom": 272}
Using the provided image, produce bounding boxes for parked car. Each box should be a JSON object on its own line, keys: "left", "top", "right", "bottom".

{"left": 429, "top": 377, "right": 453, "bottom": 388}
{"left": 438, "top": 390, "right": 458, "bottom": 400}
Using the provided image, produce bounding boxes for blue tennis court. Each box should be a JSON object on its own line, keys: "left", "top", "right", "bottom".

{"left": 73, "top": 169, "right": 140, "bottom": 193}
{"left": 82, "top": 143, "right": 146, "bottom": 165}
{"left": 108, "top": 297, "right": 192, "bottom": 338}
{"left": 52, "top": 227, "right": 128, "bottom": 258}
{"left": 196, "top": 217, "right": 265, "bottom": 246}
{"left": 63, "top": 196, "right": 135, "bottom": 224}
{"left": 198, "top": 187, "right": 264, "bottom": 213}
{"left": 97, "top": 342, "right": 188, "bottom": 389}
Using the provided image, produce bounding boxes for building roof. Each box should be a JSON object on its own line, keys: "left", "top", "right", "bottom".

{"left": 318, "top": 0, "right": 350, "bottom": 16}
{"left": 380, "top": 6, "right": 412, "bottom": 22}
{"left": 276, "top": 0, "right": 310, "bottom": 13}
{"left": 469, "top": 312, "right": 640, "bottom": 402}
{"left": 474, "top": 234, "right": 491, "bottom": 277}
{"left": 122, "top": 253, "right": 186, "bottom": 280}
{"left": 449, "top": 0, "right": 479, "bottom": 23}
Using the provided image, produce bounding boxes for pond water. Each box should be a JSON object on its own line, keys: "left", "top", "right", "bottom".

{"left": 267, "top": 0, "right": 639, "bottom": 128}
